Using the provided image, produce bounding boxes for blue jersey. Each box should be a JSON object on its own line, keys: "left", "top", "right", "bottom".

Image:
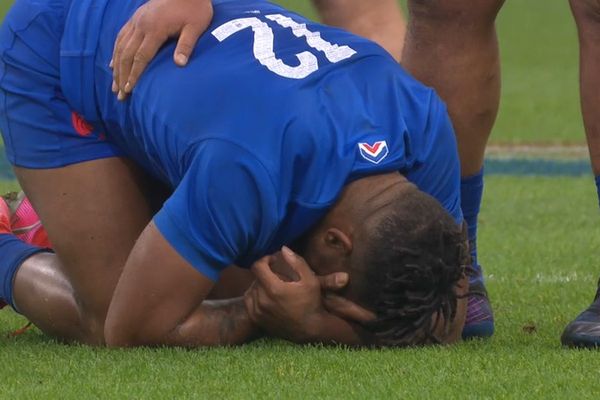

{"left": 15, "top": 0, "right": 462, "bottom": 280}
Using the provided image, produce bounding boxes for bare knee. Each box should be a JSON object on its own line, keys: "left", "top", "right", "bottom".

{"left": 407, "top": 0, "right": 505, "bottom": 27}
{"left": 571, "top": 0, "right": 600, "bottom": 25}
{"left": 65, "top": 283, "right": 115, "bottom": 345}
{"left": 311, "top": 0, "right": 328, "bottom": 10}
{"left": 78, "top": 314, "right": 107, "bottom": 345}
{"left": 67, "top": 300, "right": 111, "bottom": 345}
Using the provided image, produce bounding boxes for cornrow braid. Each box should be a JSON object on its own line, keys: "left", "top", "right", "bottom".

{"left": 359, "top": 189, "right": 469, "bottom": 347}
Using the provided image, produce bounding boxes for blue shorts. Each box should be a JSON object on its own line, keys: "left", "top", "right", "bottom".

{"left": 0, "top": 0, "right": 122, "bottom": 169}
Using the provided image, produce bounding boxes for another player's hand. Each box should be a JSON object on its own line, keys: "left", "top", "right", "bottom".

{"left": 244, "top": 247, "right": 373, "bottom": 344}
{"left": 110, "top": 0, "right": 213, "bottom": 100}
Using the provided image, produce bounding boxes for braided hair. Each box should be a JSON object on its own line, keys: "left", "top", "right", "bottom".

{"left": 355, "top": 188, "right": 469, "bottom": 347}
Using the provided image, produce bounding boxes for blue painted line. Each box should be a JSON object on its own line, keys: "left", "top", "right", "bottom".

{"left": 484, "top": 158, "right": 592, "bottom": 177}
{"left": 0, "top": 153, "right": 592, "bottom": 180}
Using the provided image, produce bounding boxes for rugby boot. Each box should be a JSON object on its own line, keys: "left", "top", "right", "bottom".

{"left": 561, "top": 279, "right": 600, "bottom": 348}
{"left": 0, "top": 197, "right": 11, "bottom": 310}
{"left": 0, "top": 193, "right": 41, "bottom": 335}
{"left": 462, "top": 271, "right": 495, "bottom": 339}
{"left": 4, "top": 192, "right": 50, "bottom": 248}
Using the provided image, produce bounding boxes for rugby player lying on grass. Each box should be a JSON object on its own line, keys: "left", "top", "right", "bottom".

{"left": 0, "top": 0, "right": 468, "bottom": 347}
{"left": 111, "top": 0, "right": 496, "bottom": 342}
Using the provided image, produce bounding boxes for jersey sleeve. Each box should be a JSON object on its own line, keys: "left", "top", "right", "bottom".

{"left": 405, "top": 95, "right": 463, "bottom": 225}
{"left": 153, "top": 140, "right": 279, "bottom": 281}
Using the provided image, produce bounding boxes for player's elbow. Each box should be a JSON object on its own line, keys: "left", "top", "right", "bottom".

{"left": 104, "top": 306, "right": 173, "bottom": 348}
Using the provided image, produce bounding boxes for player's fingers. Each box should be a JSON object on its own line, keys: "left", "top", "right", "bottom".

{"left": 280, "top": 246, "right": 314, "bottom": 282}
{"left": 251, "top": 256, "right": 283, "bottom": 294}
{"left": 243, "top": 283, "right": 256, "bottom": 320}
{"left": 246, "top": 282, "right": 265, "bottom": 323}
{"left": 173, "top": 1, "right": 213, "bottom": 66}
{"left": 112, "top": 22, "right": 134, "bottom": 67}
{"left": 123, "top": 36, "right": 165, "bottom": 94}
{"left": 323, "top": 293, "right": 376, "bottom": 324}
{"left": 116, "top": 31, "right": 145, "bottom": 100}
{"left": 113, "top": 31, "right": 137, "bottom": 97}
{"left": 317, "top": 272, "right": 349, "bottom": 291}
{"left": 269, "top": 251, "right": 299, "bottom": 282}
{"left": 111, "top": 24, "right": 134, "bottom": 92}
{"left": 255, "top": 282, "right": 274, "bottom": 315}
{"left": 253, "top": 280, "right": 279, "bottom": 323}
{"left": 173, "top": 24, "right": 204, "bottom": 66}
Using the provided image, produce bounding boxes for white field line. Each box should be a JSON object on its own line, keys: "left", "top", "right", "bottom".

{"left": 486, "top": 144, "right": 589, "bottom": 159}
{"left": 486, "top": 271, "right": 595, "bottom": 284}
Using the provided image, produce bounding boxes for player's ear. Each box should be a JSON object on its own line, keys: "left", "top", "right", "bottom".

{"left": 324, "top": 228, "right": 353, "bottom": 255}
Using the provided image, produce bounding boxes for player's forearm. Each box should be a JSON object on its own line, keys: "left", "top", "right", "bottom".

{"left": 163, "top": 298, "right": 262, "bottom": 347}
{"left": 106, "top": 297, "right": 260, "bottom": 348}
{"left": 173, "top": 299, "right": 365, "bottom": 348}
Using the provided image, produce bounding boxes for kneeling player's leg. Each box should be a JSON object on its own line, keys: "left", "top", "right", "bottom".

{"left": 402, "top": 0, "right": 506, "bottom": 338}
{"left": 0, "top": 0, "right": 157, "bottom": 344}
{"left": 562, "top": 0, "right": 600, "bottom": 348}
{"left": 5, "top": 159, "right": 156, "bottom": 344}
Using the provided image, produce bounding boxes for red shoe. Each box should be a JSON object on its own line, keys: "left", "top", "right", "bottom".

{"left": 0, "top": 192, "right": 50, "bottom": 312}
{"left": 6, "top": 192, "right": 50, "bottom": 248}
{"left": 0, "top": 197, "right": 10, "bottom": 310}
{"left": 0, "top": 196, "right": 12, "bottom": 235}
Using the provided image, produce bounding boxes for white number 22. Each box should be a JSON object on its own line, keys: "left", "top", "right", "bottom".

{"left": 211, "top": 14, "right": 357, "bottom": 79}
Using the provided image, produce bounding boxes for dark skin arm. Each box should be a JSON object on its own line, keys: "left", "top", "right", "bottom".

{"left": 104, "top": 221, "right": 256, "bottom": 347}
{"left": 104, "top": 224, "right": 359, "bottom": 347}
{"left": 111, "top": 0, "right": 213, "bottom": 100}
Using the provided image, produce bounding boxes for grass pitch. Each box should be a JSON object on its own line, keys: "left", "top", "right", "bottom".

{"left": 2, "top": 1, "right": 600, "bottom": 399}
{"left": 2, "top": 176, "right": 600, "bottom": 399}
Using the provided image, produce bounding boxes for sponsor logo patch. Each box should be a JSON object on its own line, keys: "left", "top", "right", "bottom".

{"left": 358, "top": 140, "right": 389, "bottom": 164}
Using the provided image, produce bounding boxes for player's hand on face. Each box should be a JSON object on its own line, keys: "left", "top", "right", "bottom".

{"left": 321, "top": 292, "right": 376, "bottom": 325}
{"left": 110, "top": 0, "right": 213, "bottom": 101}
{"left": 244, "top": 247, "right": 341, "bottom": 342}
{"left": 244, "top": 247, "right": 328, "bottom": 342}
{"left": 244, "top": 247, "right": 374, "bottom": 344}
{"left": 280, "top": 253, "right": 375, "bottom": 326}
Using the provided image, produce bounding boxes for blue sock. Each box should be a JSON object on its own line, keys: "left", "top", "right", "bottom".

{"left": 0, "top": 233, "right": 47, "bottom": 311}
{"left": 596, "top": 176, "right": 600, "bottom": 208}
{"left": 461, "top": 169, "right": 484, "bottom": 285}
